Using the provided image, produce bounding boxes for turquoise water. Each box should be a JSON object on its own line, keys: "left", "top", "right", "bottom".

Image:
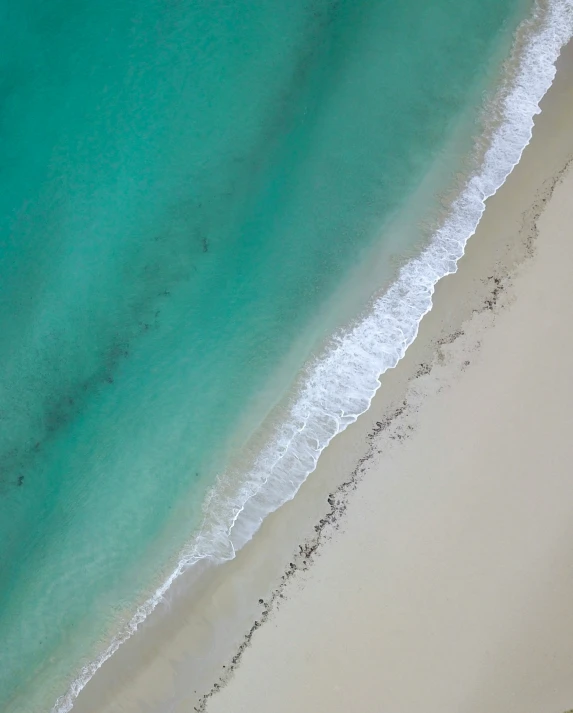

{"left": 0, "top": 0, "right": 529, "bottom": 710}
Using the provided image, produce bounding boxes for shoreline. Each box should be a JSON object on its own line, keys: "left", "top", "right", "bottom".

{"left": 203, "top": 46, "right": 573, "bottom": 713}
{"left": 69, "top": 22, "right": 573, "bottom": 713}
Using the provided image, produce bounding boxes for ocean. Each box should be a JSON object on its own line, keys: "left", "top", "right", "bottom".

{"left": 0, "top": 0, "right": 571, "bottom": 710}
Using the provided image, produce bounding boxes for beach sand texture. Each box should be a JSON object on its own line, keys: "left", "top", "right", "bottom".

{"left": 73, "top": 38, "right": 573, "bottom": 713}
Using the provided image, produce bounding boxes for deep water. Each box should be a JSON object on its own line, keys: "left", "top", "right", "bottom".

{"left": 0, "top": 0, "right": 525, "bottom": 709}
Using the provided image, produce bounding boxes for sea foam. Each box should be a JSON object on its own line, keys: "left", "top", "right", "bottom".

{"left": 54, "top": 0, "right": 573, "bottom": 710}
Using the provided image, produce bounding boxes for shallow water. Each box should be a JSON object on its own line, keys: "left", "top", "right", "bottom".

{"left": 0, "top": 0, "right": 531, "bottom": 709}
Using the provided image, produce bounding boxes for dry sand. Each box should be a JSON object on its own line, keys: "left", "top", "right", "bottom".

{"left": 74, "top": 43, "right": 573, "bottom": 713}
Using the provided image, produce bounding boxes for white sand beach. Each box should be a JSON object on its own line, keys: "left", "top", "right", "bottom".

{"left": 73, "top": 42, "right": 573, "bottom": 713}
